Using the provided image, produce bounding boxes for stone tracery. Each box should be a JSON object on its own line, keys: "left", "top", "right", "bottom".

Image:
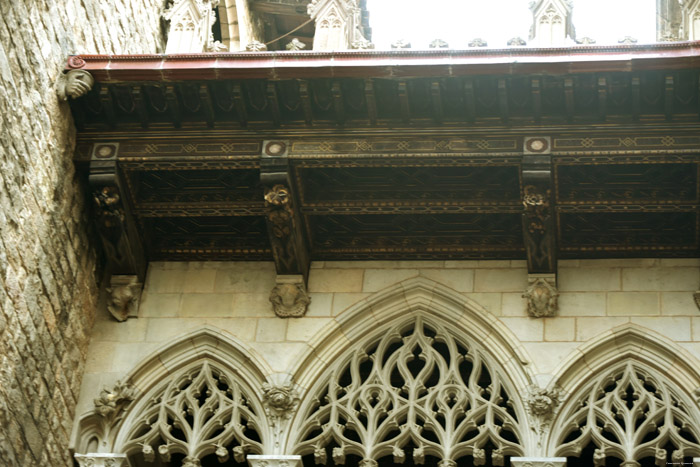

{"left": 291, "top": 316, "right": 526, "bottom": 465}
{"left": 551, "top": 362, "right": 700, "bottom": 466}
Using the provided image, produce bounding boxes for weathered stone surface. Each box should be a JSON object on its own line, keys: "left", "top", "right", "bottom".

{"left": 0, "top": 0, "right": 163, "bottom": 465}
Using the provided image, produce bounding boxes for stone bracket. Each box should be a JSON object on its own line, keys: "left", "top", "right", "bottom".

{"left": 270, "top": 275, "right": 310, "bottom": 318}
{"left": 523, "top": 273, "right": 559, "bottom": 318}
{"left": 511, "top": 457, "right": 567, "bottom": 467}
{"left": 89, "top": 143, "right": 147, "bottom": 283}
{"left": 106, "top": 275, "right": 143, "bottom": 321}
{"left": 522, "top": 137, "right": 557, "bottom": 275}
{"left": 694, "top": 291, "right": 700, "bottom": 310}
{"left": 261, "top": 141, "right": 310, "bottom": 284}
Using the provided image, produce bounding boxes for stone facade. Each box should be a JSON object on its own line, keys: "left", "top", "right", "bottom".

{"left": 0, "top": 1, "right": 163, "bottom": 465}
{"left": 74, "top": 258, "right": 700, "bottom": 464}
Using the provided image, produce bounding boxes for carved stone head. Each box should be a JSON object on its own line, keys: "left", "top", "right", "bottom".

{"left": 57, "top": 69, "right": 95, "bottom": 100}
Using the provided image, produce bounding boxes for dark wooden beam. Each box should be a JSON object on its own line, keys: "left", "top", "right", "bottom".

{"left": 299, "top": 80, "right": 313, "bottom": 126}
{"left": 521, "top": 137, "right": 557, "bottom": 275}
{"left": 398, "top": 80, "right": 410, "bottom": 123}
{"left": 431, "top": 80, "right": 443, "bottom": 124}
{"left": 233, "top": 84, "right": 248, "bottom": 127}
{"left": 260, "top": 140, "right": 310, "bottom": 283}
{"left": 200, "top": 84, "right": 215, "bottom": 128}
{"left": 99, "top": 86, "right": 116, "bottom": 129}
{"left": 531, "top": 78, "right": 542, "bottom": 122}
{"left": 365, "top": 78, "right": 378, "bottom": 125}
{"left": 164, "top": 85, "right": 181, "bottom": 128}
{"left": 332, "top": 81, "right": 345, "bottom": 124}
{"left": 267, "top": 82, "right": 281, "bottom": 127}
{"left": 597, "top": 76, "right": 607, "bottom": 121}
{"left": 631, "top": 76, "right": 641, "bottom": 120}
{"left": 564, "top": 78, "right": 574, "bottom": 122}
{"left": 132, "top": 86, "right": 149, "bottom": 129}
{"left": 463, "top": 78, "right": 476, "bottom": 123}
{"left": 498, "top": 78, "right": 509, "bottom": 124}
{"left": 88, "top": 142, "right": 147, "bottom": 281}
{"left": 665, "top": 74, "right": 674, "bottom": 121}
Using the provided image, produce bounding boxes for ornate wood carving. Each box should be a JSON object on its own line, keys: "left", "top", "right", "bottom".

{"left": 261, "top": 141, "right": 311, "bottom": 283}
{"left": 89, "top": 143, "right": 147, "bottom": 281}
{"left": 522, "top": 137, "right": 557, "bottom": 275}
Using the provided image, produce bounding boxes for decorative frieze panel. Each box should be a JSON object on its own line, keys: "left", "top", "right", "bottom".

{"left": 290, "top": 317, "right": 526, "bottom": 465}
{"left": 552, "top": 362, "right": 700, "bottom": 465}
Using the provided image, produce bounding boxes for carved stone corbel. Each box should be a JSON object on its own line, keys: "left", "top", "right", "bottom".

{"left": 523, "top": 274, "right": 558, "bottom": 317}
{"left": 89, "top": 143, "right": 147, "bottom": 285}
{"left": 106, "top": 275, "right": 142, "bottom": 321}
{"left": 57, "top": 69, "right": 94, "bottom": 100}
{"left": 270, "top": 275, "right": 310, "bottom": 318}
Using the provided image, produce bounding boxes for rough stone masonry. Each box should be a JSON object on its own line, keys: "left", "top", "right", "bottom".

{"left": 0, "top": 0, "right": 163, "bottom": 465}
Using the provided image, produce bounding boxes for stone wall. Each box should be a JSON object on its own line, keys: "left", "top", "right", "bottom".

{"left": 78, "top": 258, "right": 700, "bottom": 419}
{"left": 0, "top": 1, "right": 164, "bottom": 465}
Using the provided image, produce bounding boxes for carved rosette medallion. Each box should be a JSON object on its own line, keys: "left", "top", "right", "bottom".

{"left": 57, "top": 69, "right": 95, "bottom": 100}
{"left": 523, "top": 274, "right": 558, "bottom": 317}
{"left": 262, "top": 383, "right": 299, "bottom": 421}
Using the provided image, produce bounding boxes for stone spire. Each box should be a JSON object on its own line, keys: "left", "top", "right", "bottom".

{"left": 529, "top": 0, "right": 575, "bottom": 46}
{"left": 307, "top": 0, "right": 371, "bottom": 50}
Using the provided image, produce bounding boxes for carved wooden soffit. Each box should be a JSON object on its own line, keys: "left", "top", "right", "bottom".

{"left": 89, "top": 143, "right": 147, "bottom": 284}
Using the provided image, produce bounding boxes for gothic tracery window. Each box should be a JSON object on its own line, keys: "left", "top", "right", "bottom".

{"left": 118, "top": 361, "right": 264, "bottom": 466}
{"left": 291, "top": 317, "right": 526, "bottom": 466}
{"left": 553, "top": 362, "right": 700, "bottom": 467}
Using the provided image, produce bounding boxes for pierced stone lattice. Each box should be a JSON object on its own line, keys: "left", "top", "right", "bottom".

{"left": 553, "top": 363, "right": 700, "bottom": 465}
{"left": 120, "top": 362, "right": 263, "bottom": 464}
{"left": 292, "top": 317, "right": 525, "bottom": 465}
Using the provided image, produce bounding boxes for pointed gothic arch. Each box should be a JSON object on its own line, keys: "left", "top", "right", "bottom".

{"left": 286, "top": 277, "right": 537, "bottom": 465}
{"left": 72, "top": 327, "right": 275, "bottom": 465}
{"left": 546, "top": 324, "right": 700, "bottom": 465}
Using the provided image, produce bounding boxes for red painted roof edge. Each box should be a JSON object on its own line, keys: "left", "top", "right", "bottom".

{"left": 65, "top": 41, "right": 700, "bottom": 82}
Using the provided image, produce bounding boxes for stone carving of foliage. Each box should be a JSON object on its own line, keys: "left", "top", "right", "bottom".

{"left": 553, "top": 362, "right": 700, "bottom": 465}
{"left": 292, "top": 317, "right": 525, "bottom": 465}
{"left": 120, "top": 362, "right": 263, "bottom": 463}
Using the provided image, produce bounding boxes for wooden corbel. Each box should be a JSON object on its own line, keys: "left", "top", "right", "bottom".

{"left": 89, "top": 143, "right": 147, "bottom": 321}
{"left": 521, "top": 137, "right": 558, "bottom": 317}
{"left": 260, "top": 141, "right": 311, "bottom": 317}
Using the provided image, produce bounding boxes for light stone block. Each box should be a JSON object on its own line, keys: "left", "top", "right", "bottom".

{"left": 659, "top": 258, "right": 700, "bottom": 267}
{"left": 306, "top": 293, "right": 334, "bottom": 317}
{"left": 607, "top": 292, "right": 659, "bottom": 316}
{"left": 661, "top": 292, "right": 698, "bottom": 316}
{"left": 557, "top": 292, "right": 606, "bottom": 317}
{"left": 558, "top": 260, "right": 580, "bottom": 267}
{"left": 84, "top": 341, "right": 117, "bottom": 373}
{"left": 256, "top": 318, "right": 288, "bottom": 342}
{"left": 145, "top": 318, "right": 206, "bottom": 342}
{"left": 444, "top": 260, "right": 480, "bottom": 268}
{"left": 138, "top": 293, "right": 182, "bottom": 318}
{"left": 522, "top": 342, "right": 580, "bottom": 375}
{"left": 630, "top": 317, "right": 692, "bottom": 341}
{"left": 576, "top": 317, "right": 629, "bottom": 342}
{"left": 622, "top": 267, "right": 699, "bottom": 292}
{"left": 501, "top": 293, "right": 528, "bottom": 317}
{"left": 287, "top": 318, "right": 334, "bottom": 341}
{"left": 254, "top": 342, "right": 310, "bottom": 373}
{"left": 204, "top": 318, "right": 258, "bottom": 342}
{"left": 544, "top": 317, "right": 575, "bottom": 341}
{"left": 500, "top": 317, "right": 543, "bottom": 342}
{"left": 420, "top": 269, "right": 474, "bottom": 292}
{"left": 308, "top": 268, "right": 364, "bottom": 293}
{"left": 332, "top": 293, "right": 370, "bottom": 316}
{"left": 145, "top": 268, "right": 187, "bottom": 293}
{"left": 579, "top": 258, "right": 657, "bottom": 268}
{"left": 362, "top": 269, "right": 419, "bottom": 292}
{"left": 693, "top": 317, "right": 700, "bottom": 342}
{"left": 558, "top": 268, "right": 621, "bottom": 292}
{"left": 91, "top": 316, "right": 148, "bottom": 343}
{"left": 179, "top": 294, "right": 234, "bottom": 317}
{"left": 474, "top": 269, "right": 526, "bottom": 292}
{"left": 466, "top": 293, "right": 502, "bottom": 316}
{"left": 111, "top": 342, "right": 161, "bottom": 374}
{"left": 182, "top": 268, "right": 217, "bottom": 293}
{"left": 231, "top": 293, "right": 276, "bottom": 317}
{"left": 214, "top": 267, "right": 276, "bottom": 293}
{"left": 679, "top": 344, "right": 700, "bottom": 368}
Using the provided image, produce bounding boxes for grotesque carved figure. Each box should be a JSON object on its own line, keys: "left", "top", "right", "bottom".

{"left": 106, "top": 276, "right": 142, "bottom": 322}
{"left": 94, "top": 381, "right": 137, "bottom": 418}
{"left": 57, "top": 69, "right": 95, "bottom": 100}
{"left": 269, "top": 281, "right": 310, "bottom": 317}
